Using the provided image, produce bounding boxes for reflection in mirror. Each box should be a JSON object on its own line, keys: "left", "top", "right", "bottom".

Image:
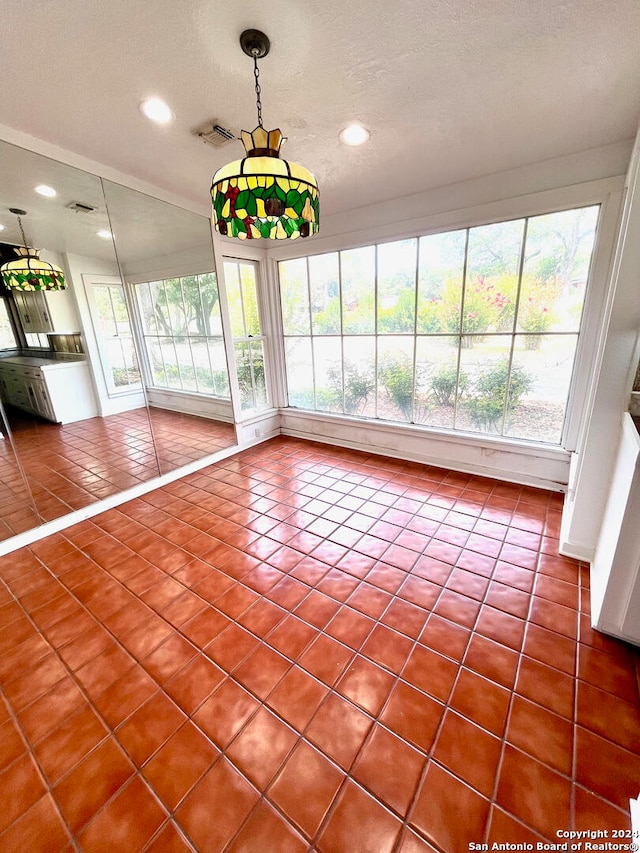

{"left": 0, "top": 398, "right": 40, "bottom": 540}
{"left": 101, "top": 180, "right": 236, "bottom": 475}
{"left": 0, "top": 140, "right": 160, "bottom": 531}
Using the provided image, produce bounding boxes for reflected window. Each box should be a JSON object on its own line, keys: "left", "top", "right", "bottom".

{"left": 223, "top": 259, "right": 269, "bottom": 413}
{"left": 132, "top": 273, "right": 230, "bottom": 398}
{"left": 278, "top": 205, "right": 600, "bottom": 445}
{"left": 87, "top": 281, "right": 141, "bottom": 394}
{"left": 0, "top": 299, "right": 18, "bottom": 349}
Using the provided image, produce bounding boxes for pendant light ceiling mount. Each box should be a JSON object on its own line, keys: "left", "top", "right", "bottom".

{"left": 239, "top": 29, "right": 270, "bottom": 60}
{"left": 210, "top": 28, "right": 319, "bottom": 241}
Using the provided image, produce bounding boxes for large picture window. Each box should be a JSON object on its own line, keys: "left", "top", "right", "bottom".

{"left": 279, "top": 205, "right": 599, "bottom": 444}
{"left": 132, "top": 273, "right": 230, "bottom": 398}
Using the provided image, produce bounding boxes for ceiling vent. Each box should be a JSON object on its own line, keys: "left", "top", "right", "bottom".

{"left": 67, "top": 201, "right": 97, "bottom": 214}
{"left": 195, "top": 121, "right": 237, "bottom": 148}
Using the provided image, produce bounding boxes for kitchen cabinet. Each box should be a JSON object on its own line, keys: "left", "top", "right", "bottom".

{"left": 0, "top": 356, "right": 98, "bottom": 424}
{"left": 13, "top": 289, "right": 79, "bottom": 334}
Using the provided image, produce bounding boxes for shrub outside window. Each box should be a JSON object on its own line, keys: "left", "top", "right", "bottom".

{"left": 278, "top": 206, "right": 600, "bottom": 445}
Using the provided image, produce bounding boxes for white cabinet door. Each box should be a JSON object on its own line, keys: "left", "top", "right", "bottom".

{"left": 13, "top": 290, "right": 79, "bottom": 334}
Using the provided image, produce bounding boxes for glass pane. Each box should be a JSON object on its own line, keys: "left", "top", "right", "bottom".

{"left": 504, "top": 334, "right": 579, "bottom": 443}
{"left": 109, "top": 286, "right": 133, "bottom": 336}
{"left": 377, "top": 239, "right": 417, "bottom": 333}
{"left": 148, "top": 338, "right": 167, "bottom": 387}
{"left": 208, "top": 339, "right": 231, "bottom": 397}
{"left": 455, "top": 336, "right": 514, "bottom": 435}
{"left": 190, "top": 339, "right": 213, "bottom": 393}
{"left": 343, "top": 336, "right": 376, "bottom": 418}
{"left": 174, "top": 337, "right": 197, "bottom": 391}
{"left": 418, "top": 230, "right": 466, "bottom": 334}
{"left": 342, "top": 246, "right": 375, "bottom": 334}
{"left": 519, "top": 206, "right": 599, "bottom": 335}
{"left": 279, "top": 258, "right": 310, "bottom": 335}
{"left": 198, "top": 272, "right": 223, "bottom": 336}
{"left": 120, "top": 338, "right": 140, "bottom": 387}
{"left": 250, "top": 341, "right": 268, "bottom": 409}
{"left": 224, "top": 262, "right": 246, "bottom": 338}
{"left": 235, "top": 342, "right": 253, "bottom": 410}
{"left": 414, "top": 336, "right": 460, "bottom": 428}
{"left": 134, "top": 282, "right": 157, "bottom": 333}
{"left": 284, "top": 337, "right": 314, "bottom": 408}
{"left": 313, "top": 337, "right": 343, "bottom": 413}
{"left": 463, "top": 219, "right": 525, "bottom": 335}
{"left": 240, "top": 264, "right": 261, "bottom": 337}
{"left": 92, "top": 286, "right": 118, "bottom": 337}
{"left": 309, "top": 252, "right": 340, "bottom": 335}
{"left": 159, "top": 337, "right": 181, "bottom": 390}
{"left": 180, "top": 275, "right": 201, "bottom": 335}
{"left": 377, "top": 336, "right": 415, "bottom": 423}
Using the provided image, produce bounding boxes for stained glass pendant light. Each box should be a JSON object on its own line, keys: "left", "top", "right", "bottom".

{"left": 211, "top": 30, "right": 319, "bottom": 241}
{"left": 0, "top": 209, "right": 66, "bottom": 291}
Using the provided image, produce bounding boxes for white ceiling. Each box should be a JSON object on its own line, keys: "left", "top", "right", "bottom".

{"left": 0, "top": 0, "right": 639, "bottom": 221}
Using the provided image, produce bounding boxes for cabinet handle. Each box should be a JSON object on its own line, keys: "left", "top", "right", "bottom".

{"left": 43, "top": 312, "right": 49, "bottom": 323}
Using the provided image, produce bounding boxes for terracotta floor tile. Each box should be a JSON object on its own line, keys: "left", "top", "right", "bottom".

{"left": 193, "top": 679, "right": 259, "bottom": 748}
{"left": 522, "top": 622, "right": 576, "bottom": 675}
{"left": 578, "top": 644, "right": 640, "bottom": 704}
{"left": 573, "top": 786, "right": 631, "bottom": 832}
{"left": 233, "top": 643, "right": 291, "bottom": 699}
{"left": 204, "top": 623, "right": 260, "bottom": 672}
{"left": 116, "top": 692, "right": 186, "bottom": 766}
{"left": 78, "top": 775, "right": 166, "bottom": 853}
{"left": 487, "top": 806, "right": 549, "bottom": 847}
{"left": 0, "top": 719, "right": 26, "bottom": 771}
{"left": 497, "top": 744, "right": 571, "bottom": 839}
{"left": 380, "top": 681, "right": 443, "bottom": 752}
{"left": 92, "top": 666, "right": 158, "bottom": 728}
{"left": 529, "top": 595, "right": 578, "bottom": 640}
{"left": 141, "top": 634, "right": 197, "bottom": 684}
{"left": 227, "top": 706, "right": 297, "bottom": 789}
{"left": 507, "top": 694, "right": 573, "bottom": 774}
{"left": 267, "top": 615, "right": 317, "bottom": 661}
{"left": 306, "top": 693, "right": 373, "bottom": 770}
{"left": 352, "top": 724, "right": 426, "bottom": 817}
{"left": 144, "top": 821, "right": 195, "bottom": 853}
{"left": 449, "top": 668, "right": 511, "bottom": 737}
{"left": 162, "top": 655, "right": 225, "bottom": 715}
{"left": 298, "top": 633, "right": 354, "bottom": 686}
{"left": 175, "top": 758, "right": 260, "bottom": 853}
{"left": 475, "top": 605, "right": 526, "bottom": 651}
{"left": 54, "top": 737, "right": 135, "bottom": 832}
{"left": 410, "top": 762, "right": 490, "bottom": 853}
{"left": 0, "top": 793, "right": 70, "bottom": 852}
{"left": 0, "top": 753, "right": 47, "bottom": 833}
{"left": 575, "top": 726, "right": 640, "bottom": 810}
{"left": 433, "top": 709, "right": 502, "bottom": 797}
{"left": 238, "top": 598, "right": 286, "bottom": 637}
{"left": 325, "top": 605, "right": 375, "bottom": 650}
{"left": 34, "top": 706, "right": 108, "bottom": 785}
{"left": 143, "top": 722, "right": 219, "bottom": 810}
{"left": 397, "top": 827, "right": 441, "bottom": 852}
{"left": 337, "top": 655, "right": 396, "bottom": 716}
{"left": 268, "top": 740, "right": 344, "bottom": 839}
{"left": 446, "top": 567, "right": 490, "bottom": 601}
{"left": 464, "top": 634, "right": 519, "bottom": 690}
{"left": 380, "top": 597, "right": 429, "bottom": 639}
{"left": 294, "top": 590, "right": 340, "bottom": 629}
{"left": 225, "top": 799, "right": 307, "bottom": 852}
{"left": 317, "top": 779, "right": 402, "bottom": 853}
{"left": 347, "top": 582, "right": 393, "bottom": 619}
{"left": 361, "top": 623, "right": 413, "bottom": 674}
{"left": 418, "top": 614, "right": 470, "bottom": 661}
{"left": 401, "top": 644, "right": 459, "bottom": 703}
{"left": 16, "top": 677, "right": 86, "bottom": 744}
{"left": 516, "top": 655, "right": 575, "bottom": 719}
{"left": 434, "top": 589, "right": 481, "bottom": 628}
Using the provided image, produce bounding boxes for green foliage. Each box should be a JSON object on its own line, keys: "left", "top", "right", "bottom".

{"left": 377, "top": 289, "right": 415, "bottom": 333}
{"left": 327, "top": 363, "right": 375, "bottom": 415}
{"left": 465, "top": 359, "right": 532, "bottom": 430}
{"left": 313, "top": 296, "right": 341, "bottom": 334}
{"left": 430, "top": 364, "right": 469, "bottom": 407}
{"left": 379, "top": 352, "right": 414, "bottom": 420}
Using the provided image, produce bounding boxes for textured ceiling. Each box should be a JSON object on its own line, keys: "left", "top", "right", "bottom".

{"left": 0, "top": 0, "right": 639, "bottom": 220}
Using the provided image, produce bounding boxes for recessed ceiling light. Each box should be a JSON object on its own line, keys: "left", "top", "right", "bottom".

{"left": 96, "top": 230, "right": 113, "bottom": 240}
{"left": 35, "top": 184, "right": 57, "bottom": 197}
{"left": 140, "top": 97, "right": 174, "bottom": 125}
{"left": 339, "top": 123, "right": 370, "bottom": 146}
{"left": 0, "top": 224, "right": 4, "bottom": 232}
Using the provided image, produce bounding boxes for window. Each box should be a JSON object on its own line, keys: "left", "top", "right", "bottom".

{"left": 0, "top": 299, "right": 18, "bottom": 349}
{"left": 132, "top": 273, "right": 230, "bottom": 398}
{"left": 279, "top": 205, "right": 600, "bottom": 444}
{"left": 223, "top": 260, "right": 269, "bottom": 412}
{"left": 87, "top": 280, "right": 141, "bottom": 394}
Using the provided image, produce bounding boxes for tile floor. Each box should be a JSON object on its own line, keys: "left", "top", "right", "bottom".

{"left": 0, "top": 436, "right": 639, "bottom": 852}
{"left": 0, "top": 407, "right": 236, "bottom": 538}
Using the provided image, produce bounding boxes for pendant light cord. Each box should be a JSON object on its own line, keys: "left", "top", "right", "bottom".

{"left": 253, "top": 53, "right": 263, "bottom": 128}
{"left": 17, "top": 216, "right": 28, "bottom": 250}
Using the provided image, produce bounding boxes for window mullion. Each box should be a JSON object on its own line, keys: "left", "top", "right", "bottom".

{"left": 500, "top": 218, "right": 529, "bottom": 437}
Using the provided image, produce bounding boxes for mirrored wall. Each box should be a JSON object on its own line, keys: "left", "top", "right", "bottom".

{"left": 0, "top": 139, "right": 236, "bottom": 541}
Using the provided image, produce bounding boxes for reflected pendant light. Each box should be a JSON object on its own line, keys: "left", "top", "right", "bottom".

{"left": 0, "top": 209, "right": 66, "bottom": 291}
{"left": 211, "top": 29, "right": 319, "bottom": 241}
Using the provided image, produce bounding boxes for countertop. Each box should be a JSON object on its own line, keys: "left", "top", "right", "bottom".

{"left": 0, "top": 356, "right": 87, "bottom": 370}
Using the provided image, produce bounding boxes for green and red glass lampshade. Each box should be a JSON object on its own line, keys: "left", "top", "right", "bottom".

{"left": 211, "top": 126, "right": 319, "bottom": 240}
{"left": 1, "top": 246, "right": 67, "bottom": 292}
